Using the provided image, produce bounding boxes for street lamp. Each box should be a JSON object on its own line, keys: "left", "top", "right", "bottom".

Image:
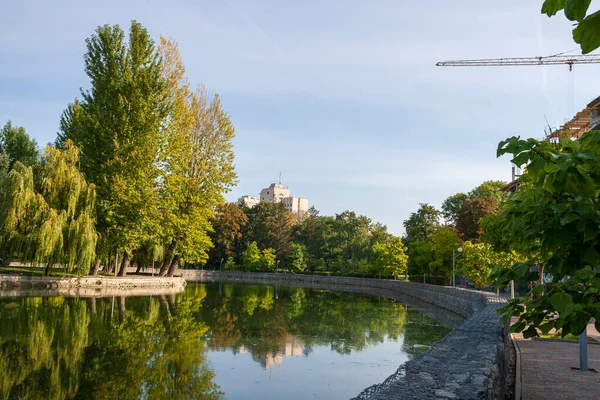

{"left": 220, "top": 258, "right": 224, "bottom": 271}
{"left": 276, "top": 260, "right": 280, "bottom": 273}
{"left": 452, "top": 247, "right": 463, "bottom": 287}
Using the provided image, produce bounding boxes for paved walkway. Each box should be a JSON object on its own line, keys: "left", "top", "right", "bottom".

{"left": 513, "top": 323, "right": 600, "bottom": 400}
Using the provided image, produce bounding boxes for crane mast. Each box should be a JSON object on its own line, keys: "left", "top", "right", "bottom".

{"left": 436, "top": 54, "right": 600, "bottom": 70}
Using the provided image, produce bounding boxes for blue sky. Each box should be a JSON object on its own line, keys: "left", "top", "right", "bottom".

{"left": 2, "top": 0, "right": 599, "bottom": 234}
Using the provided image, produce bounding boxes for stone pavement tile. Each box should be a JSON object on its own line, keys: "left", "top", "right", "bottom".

{"left": 514, "top": 334, "right": 600, "bottom": 400}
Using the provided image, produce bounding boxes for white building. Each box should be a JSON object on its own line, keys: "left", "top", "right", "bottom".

{"left": 237, "top": 195, "right": 260, "bottom": 208}
{"left": 237, "top": 182, "right": 309, "bottom": 215}
{"left": 259, "top": 183, "right": 291, "bottom": 203}
{"left": 282, "top": 196, "right": 309, "bottom": 214}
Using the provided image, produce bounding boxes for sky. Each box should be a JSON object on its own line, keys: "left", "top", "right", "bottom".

{"left": 2, "top": 0, "right": 599, "bottom": 235}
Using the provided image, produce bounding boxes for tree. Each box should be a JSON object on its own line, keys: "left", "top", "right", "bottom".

{"left": 58, "top": 21, "right": 169, "bottom": 276}
{"left": 541, "top": 0, "right": 600, "bottom": 54}
{"left": 468, "top": 180, "right": 506, "bottom": 203}
{"left": 0, "top": 142, "right": 97, "bottom": 275}
{"left": 241, "top": 242, "right": 262, "bottom": 272}
{"left": 159, "top": 82, "right": 237, "bottom": 277}
{"left": 0, "top": 121, "right": 39, "bottom": 169}
{"left": 441, "top": 193, "right": 468, "bottom": 224}
{"left": 492, "top": 132, "right": 600, "bottom": 338}
{"left": 288, "top": 243, "right": 307, "bottom": 273}
{"left": 428, "top": 226, "right": 462, "bottom": 277}
{"left": 402, "top": 203, "right": 440, "bottom": 245}
{"left": 260, "top": 248, "right": 277, "bottom": 272}
{"left": 406, "top": 241, "right": 435, "bottom": 277}
{"left": 455, "top": 197, "right": 499, "bottom": 241}
{"left": 458, "top": 241, "right": 510, "bottom": 289}
{"left": 265, "top": 206, "right": 296, "bottom": 260}
{"left": 209, "top": 203, "right": 248, "bottom": 264}
{"left": 372, "top": 237, "right": 408, "bottom": 279}
{"left": 243, "top": 202, "right": 295, "bottom": 261}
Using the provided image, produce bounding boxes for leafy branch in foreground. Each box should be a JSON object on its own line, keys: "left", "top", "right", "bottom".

{"left": 491, "top": 132, "right": 600, "bottom": 337}
{"left": 541, "top": 0, "right": 600, "bottom": 54}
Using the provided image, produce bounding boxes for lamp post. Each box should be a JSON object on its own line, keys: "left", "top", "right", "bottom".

{"left": 220, "top": 258, "right": 224, "bottom": 271}
{"left": 276, "top": 260, "right": 280, "bottom": 273}
{"left": 452, "top": 247, "right": 463, "bottom": 287}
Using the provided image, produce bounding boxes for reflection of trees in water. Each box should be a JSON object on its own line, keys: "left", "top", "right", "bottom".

{"left": 0, "top": 289, "right": 222, "bottom": 400}
{"left": 0, "top": 283, "right": 451, "bottom": 397}
{"left": 200, "top": 283, "right": 450, "bottom": 368}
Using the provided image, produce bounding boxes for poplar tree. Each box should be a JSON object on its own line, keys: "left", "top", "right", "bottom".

{"left": 59, "top": 21, "right": 169, "bottom": 276}
{"left": 156, "top": 38, "right": 237, "bottom": 277}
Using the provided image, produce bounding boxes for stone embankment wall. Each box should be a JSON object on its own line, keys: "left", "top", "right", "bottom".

{"left": 0, "top": 275, "right": 186, "bottom": 298}
{"left": 185, "top": 270, "right": 508, "bottom": 400}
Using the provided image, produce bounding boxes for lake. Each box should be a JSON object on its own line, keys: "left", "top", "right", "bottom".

{"left": 0, "top": 282, "right": 452, "bottom": 399}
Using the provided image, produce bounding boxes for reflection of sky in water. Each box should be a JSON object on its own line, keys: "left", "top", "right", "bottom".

{"left": 208, "top": 336, "right": 408, "bottom": 400}
{"left": 198, "top": 283, "right": 452, "bottom": 399}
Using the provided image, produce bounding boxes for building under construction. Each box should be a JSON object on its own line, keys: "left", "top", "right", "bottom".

{"left": 502, "top": 95, "right": 600, "bottom": 192}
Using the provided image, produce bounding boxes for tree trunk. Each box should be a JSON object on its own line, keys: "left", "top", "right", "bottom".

{"left": 118, "top": 296, "right": 126, "bottom": 323}
{"left": 167, "top": 294, "right": 176, "bottom": 315}
{"left": 166, "top": 255, "right": 181, "bottom": 277}
{"left": 117, "top": 251, "right": 130, "bottom": 277}
{"left": 89, "top": 258, "right": 102, "bottom": 276}
{"left": 135, "top": 263, "right": 142, "bottom": 274}
{"left": 89, "top": 297, "right": 97, "bottom": 317}
{"left": 159, "top": 241, "right": 175, "bottom": 277}
{"left": 45, "top": 262, "right": 51, "bottom": 277}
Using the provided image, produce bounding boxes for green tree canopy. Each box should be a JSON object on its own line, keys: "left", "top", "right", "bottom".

{"left": 492, "top": 132, "right": 600, "bottom": 337}
{"left": 0, "top": 142, "right": 97, "bottom": 274}
{"left": 455, "top": 196, "right": 499, "bottom": 242}
{"left": 428, "top": 226, "right": 462, "bottom": 277}
{"left": 1, "top": 121, "right": 39, "bottom": 169}
{"left": 372, "top": 237, "right": 408, "bottom": 279}
{"left": 441, "top": 192, "right": 469, "bottom": 224}
{"left": 459, "top": 241, "right": 510, "bottom": 289}
{"left": 402, "top": 203, "right": 440, "bottom": 245}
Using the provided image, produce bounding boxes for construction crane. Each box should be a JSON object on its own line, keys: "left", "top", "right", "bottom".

{"left": 436, "top": 54, "right": 600, "bottom": 71}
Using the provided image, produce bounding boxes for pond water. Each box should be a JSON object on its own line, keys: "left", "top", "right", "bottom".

{"left": 0, "top": 282, "right": 452, "bottom": 399}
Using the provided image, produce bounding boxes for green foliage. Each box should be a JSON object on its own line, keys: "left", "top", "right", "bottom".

{"left": 406, "top": 240, "right": 435, "bottom": 276}
{"left": 0, "top": 142, "right": 97, "bottom": 273}
{"left": 492, "top": 131, "right": 600, "bottom": 337}
{"left": 459, "top": 241, "right": 510, "bottom": 288}
{"left": 541, "top": 0, "right": 600, "bottom": 53}
{"left": 210, "top": 203, "right": 248, "bottom": 262}
{"left": 441, "top": 192, "right": 468, "bottom": 224}
{"left": 260, "top": 248, "right": 277, "bottom": 272}
{"left": 455, "top": 196, "right": 499, "bottom": 241}
{"left": 224, "top": 257, "right": 237, "bottom": 271}
{"left": 402, "top": 203, "right": 440, "bottom": 245}
{"left": 241, "top": 242, "right": 262, "bottom": 271}
{"left": 428, "top": 226, "right": 462, "bottom": 277}
{"left": 0, "top": 121, "right": 39, "bottom": 169}
{"left": 289, "top": 243, "right": 308, "bottom": 273}
{"left": 50, "top": 23, "right": 238, "bottom": 276}
{"left": 442, "top": 181, "right": 505, "bottom": 227}
{"left": 242, "top": 202, "right": 295, "bottom": 260}
{"left": 468, "top": 180, "right": 507, "bottom": 203}
{"left": 372, "top": 237, "right": 408, "bottom": 279}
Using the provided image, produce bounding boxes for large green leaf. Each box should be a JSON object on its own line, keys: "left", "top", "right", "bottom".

{"left": 573, "top": 10, "right": 600, "bottom": 54}
{"left": 564, "top": 0, "right": 592, "bottom": 21}
{"left": 549, "top": 292, "right": 572, "bottom": 312}
{"left": 542, "top": 0, "right": 566, "bottom": 16}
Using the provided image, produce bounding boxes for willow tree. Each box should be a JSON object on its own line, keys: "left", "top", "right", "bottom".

{"left": 58, "top": 21, "right": 169, "bottom": 276}
{"left": 157, "top": 38, "right": 237, "bottom": 277}
{"left": 0, "top": 142, "right": 97, "bottom": 275}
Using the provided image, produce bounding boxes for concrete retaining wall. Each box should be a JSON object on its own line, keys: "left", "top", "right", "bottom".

{"left": 186, "top": 270, "right": 508, "bottom": 400}
{"left": 0, "top": 275, "right": 186, "bottom": 294}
